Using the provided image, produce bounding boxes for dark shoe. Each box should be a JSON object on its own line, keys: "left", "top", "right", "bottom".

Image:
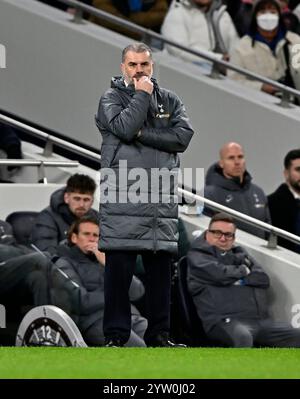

{"left": 105, "top": 338, "right": 124, "bottom": 348}
{"left": 146, "top": 333, "right": 187, "bottom": 348}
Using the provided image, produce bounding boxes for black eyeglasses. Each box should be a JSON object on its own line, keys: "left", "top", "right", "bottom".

{"left": 208, "top": 230, "right": 235, "bottom": 240}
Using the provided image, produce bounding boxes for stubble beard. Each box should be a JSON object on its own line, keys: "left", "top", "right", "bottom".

{"left": 290, "top": 180, "right": 300, "bottom": 195}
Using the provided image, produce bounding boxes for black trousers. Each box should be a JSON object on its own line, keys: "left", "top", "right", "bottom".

{"left": 84, "top": 313, "right": 147, "bottom": 347}
{"left": 208, "top": 318, "right": 300, "bottom": 348}
{"left": 104, "top": 251, "right": 172, "bottom": 345}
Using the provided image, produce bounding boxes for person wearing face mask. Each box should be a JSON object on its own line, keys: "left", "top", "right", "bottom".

{"left": 229, "top": 0, "right": 300, "bottom": 95}
{"left": 161, "top": 0, "right": 239, "bottom": 70}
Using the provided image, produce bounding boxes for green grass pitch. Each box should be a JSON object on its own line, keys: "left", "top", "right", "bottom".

{"left": 0, "top": 347, "right": 299, "bottom": 379}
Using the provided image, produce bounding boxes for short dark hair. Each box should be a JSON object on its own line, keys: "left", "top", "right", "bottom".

{"left": 284, "top": 149, "right": 300, "bottom": 169}
{"left": 65, "top": 174, "right": 96, "bottom": 195}
{"left": 67, "top": 215, "right": 99, "bottom": 244}
{"left": 122, "top": 42, "right": 153, "bottom": 63}
{"left": 249, "top": 0, "right": 283, "bottom": 37}
{"left": 208, "top": 212, "right": 236, "bottom": 229}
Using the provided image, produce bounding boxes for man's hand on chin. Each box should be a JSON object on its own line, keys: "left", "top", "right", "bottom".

{"left": 133, "top": 76, "right": 153, "bottom": 94}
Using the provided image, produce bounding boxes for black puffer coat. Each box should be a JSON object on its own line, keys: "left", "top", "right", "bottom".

{"left": 187, "top": 233, "right": 270, "bottom": 333}
{"left": 204, "top": 163, "right": 271, "bottom": 237}
{"left": 52, "top": 245, "right": 145, "bottom": 332}
{"left": 96, "top": 77, "right": 194, "bottom": 254}
{"left": 268, "top": 183, "right": 300, "bottom": 253}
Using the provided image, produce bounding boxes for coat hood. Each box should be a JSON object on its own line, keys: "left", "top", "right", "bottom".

{"left": 56, "top": 242, "right": 84, "bottom": 260}
{"left": 110, "top": 76, "right": 164, "bottom": 116}
{"left": 49, "top": 188, "right": 79, "bottom": 226}
{"left": 111, "top": 76, "right": 161, "bottom": 95}
{"left": 205, "top": 162, "right": 252, "bottom": 191}
{"left": 178, "top": 0, "right": 223, "bottom": 11}
{"left": 50, "top": 188, "right": 66, "bottom": 212}
{"left": 60, "top": 244, "right": 99, "bottom": 265}
{"left": 191, "top": 232, "right": 214, "bottom": 255}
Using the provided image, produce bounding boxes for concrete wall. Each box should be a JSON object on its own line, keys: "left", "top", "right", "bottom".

{"left": 0, "top": 183, "right": 63, "bottom": 219}
{"left": 0, "top": 181, "right": 100, "bottom": 219}
{"left": 1, "top": 0, "right": 300, "bottom": 195}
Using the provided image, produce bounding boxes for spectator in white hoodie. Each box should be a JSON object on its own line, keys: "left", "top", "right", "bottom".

{"left": 161, "top": 0, "right": 239, "bottom": 71}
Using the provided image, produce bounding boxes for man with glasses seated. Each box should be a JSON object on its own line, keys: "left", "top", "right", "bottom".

{"left": 186, "top": 212, "right": 300, "bottom": 347}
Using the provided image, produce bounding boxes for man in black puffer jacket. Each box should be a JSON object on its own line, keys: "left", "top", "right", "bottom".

{"left": 268, "top": 149, "right": 300, "bottom": 253}
{"left": 52, "top": 216, "right": 147, "bottom": 347}
{"left": 187, "top": 212, "right": 300, "bottom": 347}
{"left": 0, "top": 220, "right": 50, "bottom": 307}
{"left": 204, "top": 142, "right": 271, "bottom": 238}
{"left": 96, "top": 42, "right": 194, "bottom": 347}
{"left": 32, "top": 173, "right": 99, "bottom": 255}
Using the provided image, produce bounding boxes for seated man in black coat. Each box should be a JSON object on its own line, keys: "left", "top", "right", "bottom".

{"left": 52, "top": 216, "right": 147, "bottom": 347}
{"left": 268, "top": 149, "right": 300, "bottom": 253}
{"left": 204, "top": 142, "right": 271, "bottom": 238}
{"left": 0, "top": 220, "right": 50, "bottom": 308}
{"left": 187, "top": 212, "right": 300, "bottom": 347}
{"left": 32, "top": 173, "right": 99, "bottom": 255}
